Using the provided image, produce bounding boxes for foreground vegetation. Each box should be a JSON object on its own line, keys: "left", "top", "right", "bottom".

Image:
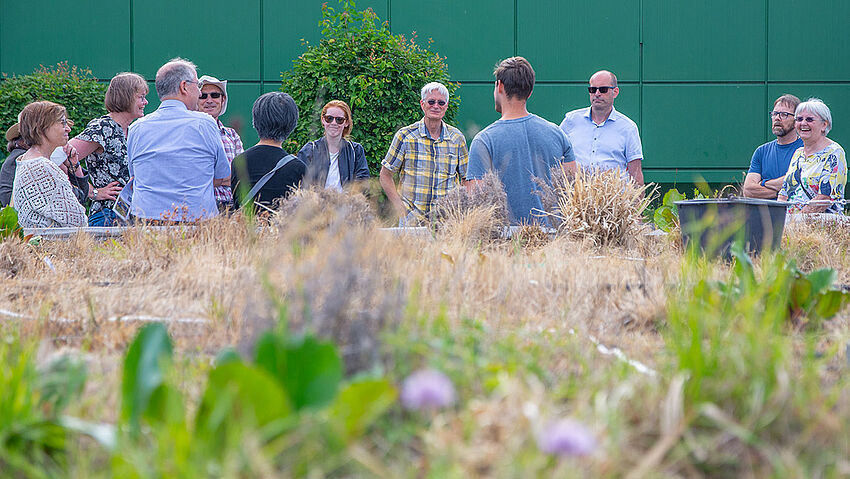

{"left": 1, "top": 183, "right": 850, "bottom": 477}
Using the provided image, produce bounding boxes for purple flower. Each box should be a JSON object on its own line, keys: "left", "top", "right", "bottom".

{"left": 537, "top": 419, "right": 597, "bottom": 457}
{"left": 400, "top": 368, "right": 456, "bottom": 411}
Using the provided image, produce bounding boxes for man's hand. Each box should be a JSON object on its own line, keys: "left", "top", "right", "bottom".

{"left": 743, "top": 172, "right": 782, "bottom": 199}
{"left": 379, "top": 166, "right": 407, "bottom": 218}
{"left": 92, "top": 181, "right": 122, "bottom": 201}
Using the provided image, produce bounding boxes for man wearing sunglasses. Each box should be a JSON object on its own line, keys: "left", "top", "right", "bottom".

{"left": 560, "top": 70, "right": 644, "bottom": 186}
{"left": 198, "top": 75, "right": 243, "bottom": 210}
{"left": 381, "top": 82, "right": 469, "bottom": 226}
{"left": 743, "top": 94, "right": 803, "bottom": 199}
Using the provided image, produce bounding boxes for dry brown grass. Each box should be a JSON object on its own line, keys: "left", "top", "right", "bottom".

{"left": 430, "top": 172, "right": 509, "bottom": 246}
{"left": 537, "top": 167, "right": 653, "bottom": 249}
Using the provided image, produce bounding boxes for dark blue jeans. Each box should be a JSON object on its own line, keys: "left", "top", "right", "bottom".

{"left": 88, "top": 208, "right": 120, "bottom": 227}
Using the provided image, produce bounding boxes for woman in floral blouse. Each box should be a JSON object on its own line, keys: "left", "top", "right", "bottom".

{"left": 778, "top": 98, "right": 846, "bottom": 214}
{"left": 68, "top": 72, "right": 148, "bottom": 226}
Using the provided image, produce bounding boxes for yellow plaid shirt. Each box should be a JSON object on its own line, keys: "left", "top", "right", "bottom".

{"left": 382, "top": 119, "right": 469, "bottom": 221}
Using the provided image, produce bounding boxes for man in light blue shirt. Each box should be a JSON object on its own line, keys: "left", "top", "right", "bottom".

{"left": 560, "top": 70, "right": 644, "bottom": 185}
{"left": 127, "top": 58, "right": 230, "bottom": 221}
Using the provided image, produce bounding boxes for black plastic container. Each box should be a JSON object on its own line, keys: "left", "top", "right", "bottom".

{"left": 675, "top": 198, "right": 787, "bottom": 257}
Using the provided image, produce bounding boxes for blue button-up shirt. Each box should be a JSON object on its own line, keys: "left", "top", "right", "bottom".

{"left": 127, "top": 100, "right": 230, "bottom": 220}
{"left": 559, "top": 106, "right": 643, "bottom": 177}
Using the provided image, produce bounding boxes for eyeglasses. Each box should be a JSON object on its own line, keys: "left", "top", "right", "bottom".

{"left": 199, "top": 92, "right": 223, "bottom": 99}
{"left": 769, "top": 111, "right": 794, "bottom": 119}
{"left": 795, "top": 116, "right": 819, "bottom": 123}
{"left": 323, "top": 115, "right": 346, "bottom": 125}
{"left": 588, "top": 86, "right": 615, "bottom": 94}
{"left": 426, "top": 99, "right": 447, "bottom": 106}
{"left": 58, "top": 118, "right": 70, "bottom": 127}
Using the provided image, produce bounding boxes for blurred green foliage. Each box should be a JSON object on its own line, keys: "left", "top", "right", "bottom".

{"left": 280, "top": 0, "right": 459, "bottom": 175}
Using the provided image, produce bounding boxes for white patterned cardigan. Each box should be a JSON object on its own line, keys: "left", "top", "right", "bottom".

{"left": 12, "top": 156, "right": 87, "bottom": 228}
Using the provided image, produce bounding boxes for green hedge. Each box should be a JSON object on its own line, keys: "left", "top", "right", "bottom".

{"left": 0, "top": 62, "right": 107, "bottom": 154}
{"left": 281, "top": 0, "right": 459, "bottom": 175}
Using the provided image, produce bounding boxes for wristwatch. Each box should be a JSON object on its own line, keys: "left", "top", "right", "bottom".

{"left": 760, "top": 179, "right": 767, "bottom": 187}
{"left": 91, "top": 188, "right": 98, "bottom": 199}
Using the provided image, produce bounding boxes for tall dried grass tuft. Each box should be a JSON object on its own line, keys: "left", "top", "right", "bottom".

{"left": 274, "top": 185, "right": 376, "bottom": 235}
{"left": 430, "top": 172, "right": 509, "bottom": 245}
{"left": 541, "top": 167, "right": 653, "bottom": 248}
{"left": 0, "top": 239, "right": 33, "bottom": 278}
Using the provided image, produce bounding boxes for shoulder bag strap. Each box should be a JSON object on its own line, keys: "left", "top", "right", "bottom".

{"left": 244, "top": 154, "right": 296, "bottom": 203}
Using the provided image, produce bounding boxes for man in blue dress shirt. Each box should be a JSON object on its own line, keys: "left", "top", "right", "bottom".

{"left": 127, "top": 58, "right": 230, "bottom": 221}
{"left": 560, "top": 70, "right": 644, "bottom": 186}
{"left": 742, "top": 94, "right": 803, "bottom": 199}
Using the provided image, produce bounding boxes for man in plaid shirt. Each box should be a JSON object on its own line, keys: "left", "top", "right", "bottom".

{"left": 199, "top": 75, "right": 244, "bottom": 211}
{"left": 380, "top": 82, "right": 468, "bottom": 226}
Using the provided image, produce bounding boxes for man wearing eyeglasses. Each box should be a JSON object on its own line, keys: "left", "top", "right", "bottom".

{"left": 380, "top": 82, "right": 468, "bottom": 226}
{"left": 127, "top": 58, "right": 230, "bottom": 221}
{"left": 743, "top": 94, "right": 803, "bottom": 199}
{"left": 560, "top": 70, "right": 643, "bottom": 186}
{"left": 198, "top": 75, "right": 243, "bottom": 210}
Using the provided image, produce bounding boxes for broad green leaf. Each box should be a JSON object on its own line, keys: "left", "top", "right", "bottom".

{"left": 813, "top": 290, "right": 850, "bottom": 319}
{"left": 805, "top": 268, "right": 836, "bottom": 296}
{"left": 195, "top": 362, "right": 292, "bottom": 438}
{"left": 789, "top": 277, "right": 813, "bottom": 310}
{"left": 0, "top": 206, "right": 20, "bottom": 239}
{"left": 255, "top": 334, "right": 343, "bottom": 411}
{"left": 120, "top": 323, "right": 173, "bottom": 435}
{"left": 730, "top": 244, "right": 756, "bottom": 286}
{"left": 144, "top": 384, "right": 185, "bottom": 427}
{"left": 214, "top": 347, "right": 241, "bottom": 366}
{"left": 328, "top": 378, "right": 396, "bottom": 443}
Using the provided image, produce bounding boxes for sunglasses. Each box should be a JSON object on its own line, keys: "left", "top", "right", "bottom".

{"left": 795, "top": 116, "right": 819, "bottom": 123}
{"left": 769, "top": 111, "right": 794, "bottom": 119}
{"left": 323, "top": 115, "right": 346, "bottom": 124}
{"left": 199, "top": 92, "right": 223, "bottom": 99}
{"left": 588, "top": 86, "right": 615, "bottom": 94}
{"left": 426, "top": 99, "right": 447, "bottom": 106}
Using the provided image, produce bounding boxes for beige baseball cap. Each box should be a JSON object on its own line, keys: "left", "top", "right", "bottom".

{"left": 5, "top": 122, "right": 20, "bottom": 142}
{"left": 197, "top": 75, "right": 228, "bottom": 116}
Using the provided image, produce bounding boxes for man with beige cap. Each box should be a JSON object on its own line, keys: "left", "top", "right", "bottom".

{"left": 198, "top": 74, "right": 243, "bottom": 210}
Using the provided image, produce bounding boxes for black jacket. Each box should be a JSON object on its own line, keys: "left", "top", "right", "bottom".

{"left": 297, "top": 137, "right": 370, "bottom": 188}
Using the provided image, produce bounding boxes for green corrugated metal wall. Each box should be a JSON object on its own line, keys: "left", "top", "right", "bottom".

{"left": 2, "top": 0, "right": 848, "bottom": 184}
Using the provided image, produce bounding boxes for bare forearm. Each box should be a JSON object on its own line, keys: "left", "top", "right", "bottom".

{"left": 801, "top": 195, "right": 833, "bottom": 213}
{"left": 379, "top": 168, "right": 405, "bottom": 214}
{"left": 626, "top": 159, "right": 643, "bottom": 186}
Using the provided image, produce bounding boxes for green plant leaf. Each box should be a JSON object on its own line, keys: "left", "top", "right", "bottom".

{"left": 120, "top": 323, "right": 173, "bottom": 435}
{"left": 789, "top": 276, "right": 813, "bottom": 310}
{"left": 194, "top": 361, "right": 292, "bottom": 443}
{"left": 812, "top": 290, "right": 850, "bottom": 319}
{"left": 144, "top": 384, "right": 185, "bottom": 427}
{"left": 805, "top": 268, "right": 836, "bottom": 296}
{"left": 255, "top": 333, "right": 343, "bottom": 411}
{"left": 327, "top": 378, "right": 396, "bottom": 443}
{"left": 36, "top": 354, "right": 86, "bottom": 415}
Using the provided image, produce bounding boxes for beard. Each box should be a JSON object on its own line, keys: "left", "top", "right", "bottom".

{"left": 495, "top": 97, "right": 502, "bottom": 114}
{"left": 773, "top": 124, "right": 794, "bottom": 137}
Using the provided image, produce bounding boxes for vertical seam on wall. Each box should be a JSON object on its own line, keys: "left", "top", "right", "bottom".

{"left": 514, "top": 0, "right": 518, "bottom": 55}
{"left": 387, "top": 0, "right": 391, "bottom": 29}
{"left": 638, "top": 0, "right": 643, "bottom": 128}
{"left": 259, "top": 0, "right": 264, "bottom": 92}
{"left": 129, "top": 0, "right": 134, "bottom": 70}
{"left": 764, "top": 0, "right": 769, "bottom": 139}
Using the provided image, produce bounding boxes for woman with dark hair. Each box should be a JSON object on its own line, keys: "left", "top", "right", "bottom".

{"left": 12, "top": 101, "right": 86, "bottom": 227}
{"left": 68, "top": 72, "right": 149, "bottom": 225}
{"left": 297, "top": 100, "right": 370, "bottom": 190}
{"left": 0, "top": 121, "right": 29, "bottom": 206}
{"left": 231, "top": 92, "right": 306, "bottom": 210}
{"left": 778, "top": 98, "right": 846, "bottom": 214}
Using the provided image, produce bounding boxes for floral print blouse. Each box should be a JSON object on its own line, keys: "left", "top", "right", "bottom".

{"left": 779, "top": 142, "right": 847, "bottom": 214}
{"left": 77, "top": 115, "right": 130, "bottom": 213}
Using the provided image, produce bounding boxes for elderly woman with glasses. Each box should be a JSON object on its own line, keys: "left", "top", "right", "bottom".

{"left": 12, "top": 101, "right": 86, "bottom": 227}
{"left": 297, "top": 100, "right": 370, "bottom": 191}
{"left": 778, "top": 98, "right": 847, "bottom": 214}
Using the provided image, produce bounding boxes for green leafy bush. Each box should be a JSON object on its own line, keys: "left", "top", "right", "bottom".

{"left": 0, "top": 62, "right": 107, "bottom": 143}
{"left": 280, "top": 0, "right": 460, "bottom": 175}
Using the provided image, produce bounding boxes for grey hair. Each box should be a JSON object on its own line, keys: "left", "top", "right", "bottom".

{"left": 420, "top": 82, "right": 449, "bottom": 101}
{"left": 796, "top": 98, "right": 832, "bottom": 135}
{"left": 252, "top": 92, "right": 299, "bottom": 143}
{"left": 154, "top": 58, "right": 197, "bottom": 100}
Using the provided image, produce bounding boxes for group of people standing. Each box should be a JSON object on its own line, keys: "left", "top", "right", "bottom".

{"left": 1, "top": 54, "right": 843, "bottom": 229}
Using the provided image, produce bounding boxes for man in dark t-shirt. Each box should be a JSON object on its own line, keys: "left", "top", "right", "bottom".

{"left": 230, "top": 91, "right": 305, "bottom": 209}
